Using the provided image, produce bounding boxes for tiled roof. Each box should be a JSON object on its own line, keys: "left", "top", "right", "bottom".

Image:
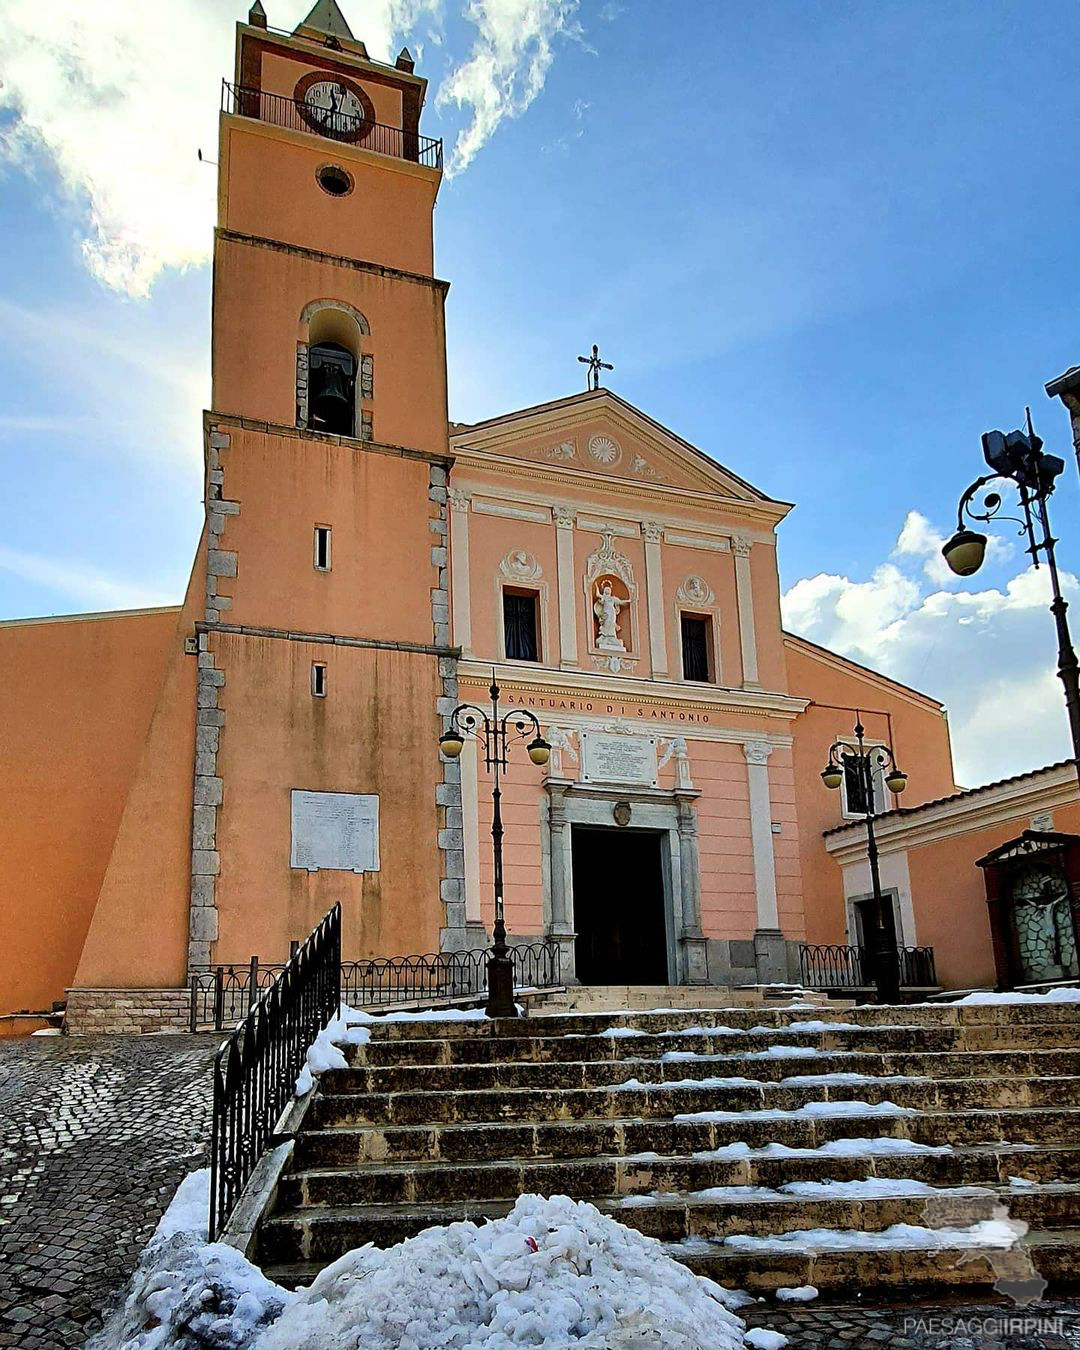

{"left": 824, "top": 758, "right": 1077, "bottom": 837}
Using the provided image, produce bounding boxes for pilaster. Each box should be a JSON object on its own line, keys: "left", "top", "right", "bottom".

{"left": 643, "top": 520, "right": 668, "bottom": 677}
{"left": 448, "top": 488, "right": 472, "bottom": 656}
{"left": 554, "top": 506, "right": 579, "bottom": 667}
{"left": 732, "top": 534, "right": 760, "bottom": 687}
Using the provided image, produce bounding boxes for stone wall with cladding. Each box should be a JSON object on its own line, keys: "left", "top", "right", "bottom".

{"left": 65, "top": 988, "right": 190, "bottom": 1035}
{"left": 188, "top": 424, "right": 235, "bottom": 971}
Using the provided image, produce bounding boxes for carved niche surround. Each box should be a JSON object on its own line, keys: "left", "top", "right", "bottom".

{"left": 582, "top": 531, "right": 641, "bottom": 675}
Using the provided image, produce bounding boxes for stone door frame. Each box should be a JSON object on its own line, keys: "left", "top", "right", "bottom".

{"left": 542, "top": 778, "right": 707, "bottom": 985}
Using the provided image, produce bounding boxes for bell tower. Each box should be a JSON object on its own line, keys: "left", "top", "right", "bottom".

{"left": 181, "top": 0, "right": 463, "bottom": 972}
{"left": 212, "top": 0, "right": 447, "bottom": 450}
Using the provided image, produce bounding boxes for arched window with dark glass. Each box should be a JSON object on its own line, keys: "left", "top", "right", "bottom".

{"left": 308, "top": 341, "right": 356, "bottom": 436}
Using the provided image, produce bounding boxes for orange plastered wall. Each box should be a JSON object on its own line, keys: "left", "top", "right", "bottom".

{"left": 0, "top": 608, "right": 179, "bottom": 1014}
{"left": 749, "top": 543, "right": 788, "bottom": 692}
{"left": 211, "top": 236, "right": 447, "bottom": 439}
{"left": 660, "top": 544, "right": 741, "bottom": 683}
{"left": 693, "top": 740, "right": 755, "bottom": 940}
{"left": 74, "top": 559, "right": 208, "bottom": 990}
{"left": 786, "top": 636, "right": 956, "bottom": 946}
{"left": 476, "top": 761, "right": 545, "bottom": 937}
{"left": 214, "top": 426, "right": 439, "bottom": 644}
{"left": 212, "top": 634, "right": 444, "bottom": 962}
{"left": 466, "top": 517, "right": 559, "bottom": 660}
{"left": 906, "top": 800, "right": 1080, "bottom": 990}
{"left": 219, "top": 120, "right": 437, "bottom": 275}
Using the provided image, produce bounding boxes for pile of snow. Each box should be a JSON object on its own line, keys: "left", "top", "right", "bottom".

{"left": 601, "top": 1026, "right": 648, "bottom": 1038}
{"left": 675, "top": 1098, "right": 916, "bottom": 1124}
{"left": 722, "top": 1218, "right": 1021, "bottom": 1252}
{"left": 96, "top": 1176, "right": 765, "bottom": 1349}
{"left": 952, "top": 987, "right": 1080, "bottom": 1005}
{"left": 775, "top": 1285, "right": 818, "bottom": 1303}
{"left": 692, "top": 1136, "right": 953, "bottom": 1161}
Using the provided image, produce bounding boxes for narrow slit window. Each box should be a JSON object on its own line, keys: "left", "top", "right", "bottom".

{"left": 503, "top": 588, "right": 540, "bottom": 662}
{"left": 311, "top": 662, "right": 327, "bottom": 697}
{"left": 314, "top": 526, "right": 332, "bottom": 571}
{"left": 681, "top": 613, "right": 712, "bottom": 682}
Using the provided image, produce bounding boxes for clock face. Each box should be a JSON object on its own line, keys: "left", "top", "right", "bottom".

{"left": 295, "top": 75, "right": 371, "bottom": 142}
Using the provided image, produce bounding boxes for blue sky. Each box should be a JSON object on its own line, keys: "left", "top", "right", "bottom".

{"left": 0, "top": 0, "right": 1077, "bottom": 785}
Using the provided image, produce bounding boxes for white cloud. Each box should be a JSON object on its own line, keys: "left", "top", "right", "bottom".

{"left": 893, "top": 508, "right": 1013, "bottom": 585}
{"left": 783, "top": 510, "right": 1076, "bottom": 787}
{"left": 0, "top": 0, "right": 580, "bottom": 295}
{"left": 0, "top": 544, "right": 176, "bottom": 611}
{"left": 436, "top": 0, "right": 582, "bottom": 176}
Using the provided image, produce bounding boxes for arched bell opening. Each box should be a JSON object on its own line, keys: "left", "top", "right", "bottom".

{"left": 297, "top": 300, "right": 370, "bottom": 439}
{"left": 308, "top": 341, "right": 356, "bottom": 436}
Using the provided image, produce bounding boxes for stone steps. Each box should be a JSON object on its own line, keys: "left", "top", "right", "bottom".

{"left": 259, "top": 1182, "right": 1080, "bottom": 1266}
{"left": 292, "top": 1107, "right": 1080, "bottom": 1169}
{"left": 322, "top": 1048, "right": 1080, "bottom": 1093}
{"left": 672, "top": 1226, "right": 1080, "bottom": 1295}
{"left": 255, "top": 1003, "right": 1080, "bottom": 1299}
{"left": 277, "top": 1144, "right": 1080, "bottom": 1208}
{"left": 308, "top": 1076, "right": 1080, "bottom": 1127}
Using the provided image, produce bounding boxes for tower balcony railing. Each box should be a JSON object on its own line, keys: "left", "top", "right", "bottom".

{"left": 221, "top": 80, "right": 443, "bottom": 170}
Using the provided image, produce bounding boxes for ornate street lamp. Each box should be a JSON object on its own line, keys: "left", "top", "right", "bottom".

{"left": 821, "top": 720, "right": 908, "bottom": 1004}
{"left": 439, "top": 675, "right": 550, "bottom": 1018}
{"left": 941, "top": 411, "right": 1080, "bottom": 789}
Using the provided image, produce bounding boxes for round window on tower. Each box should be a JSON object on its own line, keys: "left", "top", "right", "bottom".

{"left": 316, "top": 164, "right": 354, "bottom": 197}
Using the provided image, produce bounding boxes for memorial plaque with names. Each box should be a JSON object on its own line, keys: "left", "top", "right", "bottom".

{"left": 579, "top": 732, "right": 658, "bottom": 787}
{"left": 290, "top": 790, "right": 380, "bottom": 873}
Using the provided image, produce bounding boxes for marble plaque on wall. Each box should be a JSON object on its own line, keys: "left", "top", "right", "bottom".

{"left": 579, "top": 732, "right": 658, "bottom": 787}
{"left": 290, "top": 790, "right": 380, "bottom": 873}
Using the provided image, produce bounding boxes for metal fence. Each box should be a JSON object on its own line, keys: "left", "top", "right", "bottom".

{"left": 799, "top": 943, "right": 937, "bottom": 992}
{"left": 192, "top": 940, "right": 562, "bottom": 1032}
{"left": 221, "top": 81, "right": 443, "bottom": 169}
{"left": 209, "top": 904, "right": 341, "bottom": 1241}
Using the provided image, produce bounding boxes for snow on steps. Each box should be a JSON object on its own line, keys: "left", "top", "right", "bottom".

{"left": 257, "top": 1000, "right": 1080, "bottom": 1297}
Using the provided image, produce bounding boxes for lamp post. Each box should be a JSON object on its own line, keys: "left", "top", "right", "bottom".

{"left": 821, "top": 720, "right": 909, "bottom": 1004}
{"left": 438, "top": 675, "right": 551, "bottom": 1018}
{"left": 941, "top": 410, "right": 1080, "bottom": 790}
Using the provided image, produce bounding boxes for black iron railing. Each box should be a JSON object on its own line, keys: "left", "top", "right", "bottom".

{"left": 209, "top": 904, "right": 341, "bottom": 1240}
{"left": 221, "top": 80, "right": 443, "bottom": 169}
{"left": 342, "top": 941, "right": 561, "bottom": 1007}
{"left": 799, "top": 943, "right": 937, "bottom": 992}
{"left": 192, "top": 940, "right": 561, "bottom": 1031}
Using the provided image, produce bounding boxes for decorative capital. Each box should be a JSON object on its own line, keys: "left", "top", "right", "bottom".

{"left": 731, "top": 533, "right": 752, "bottom": 557}
{"left": 642, "top": 520, "right": 663, "bottom": 544}
{"left": 448, "top": 488, "right": 470, "bottom": 513}
{"left": 553, "top": 505, "right": 575, "bottom": 530}
{"left": 743, "top": 741, "right": 774, "bottom": 766}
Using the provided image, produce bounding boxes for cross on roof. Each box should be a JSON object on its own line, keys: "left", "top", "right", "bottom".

{"left": 577, "top": 344, "right": 613, "bottom": 392}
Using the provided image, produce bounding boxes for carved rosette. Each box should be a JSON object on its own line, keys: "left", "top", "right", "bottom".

{"left": 588, "top": 434, "right": 622, "bottom": 467}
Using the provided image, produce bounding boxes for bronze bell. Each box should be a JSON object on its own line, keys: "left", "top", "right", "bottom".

{"left": 309, "top": 344, "right": 356, "bottom": 436}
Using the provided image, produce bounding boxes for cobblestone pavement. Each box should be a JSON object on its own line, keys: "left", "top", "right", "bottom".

{"left": 0, "top": 1034, "right": 218, "bottom": 1349}
{"left": 745, "top": 1295, "right": 1080, "bottom": 1348}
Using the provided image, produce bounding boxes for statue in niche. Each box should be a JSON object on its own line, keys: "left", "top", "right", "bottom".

{"left": 593, "top": 582, "right": 628, "bottom": 652}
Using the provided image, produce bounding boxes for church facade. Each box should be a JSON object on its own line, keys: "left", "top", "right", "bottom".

{"left": 1, "top": 2, "right": 971, "bottom": 1031}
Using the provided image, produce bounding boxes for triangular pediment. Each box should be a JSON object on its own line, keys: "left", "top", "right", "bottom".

{"left": 449, "top": 390, "right": 788, "bottom": 513}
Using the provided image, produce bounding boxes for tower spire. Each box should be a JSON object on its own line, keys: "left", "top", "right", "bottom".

{"left": 295, "top": 0, "right": 355, "bottom": 42}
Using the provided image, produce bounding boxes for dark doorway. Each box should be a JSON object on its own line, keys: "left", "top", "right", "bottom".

{"left": 571, "top": 826, "right": 669, "bottom": 984}
{"left": 853, "top": 893, "right": 898, "bottom": 985}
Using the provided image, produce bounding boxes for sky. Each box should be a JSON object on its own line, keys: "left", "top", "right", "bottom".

{"left": 0, "top": 0, "right": 1077, "bottom": 788}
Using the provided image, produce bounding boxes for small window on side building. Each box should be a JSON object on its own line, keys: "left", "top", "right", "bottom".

{"left": 681, "top": 613, "right": 712, "bottom": 682}
{"left": 314, "top": 525, "right": 332, "bottom": 571}
{"left": 311, "top": 662, "right": 327, "bottom": 697}
{"left": 503, "top": 588, "right": 540, "bottom": 662}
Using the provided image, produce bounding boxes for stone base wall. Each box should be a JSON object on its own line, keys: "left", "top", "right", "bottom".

{"left": 65, "top": 988, "right": 190, "bottom": 1035}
